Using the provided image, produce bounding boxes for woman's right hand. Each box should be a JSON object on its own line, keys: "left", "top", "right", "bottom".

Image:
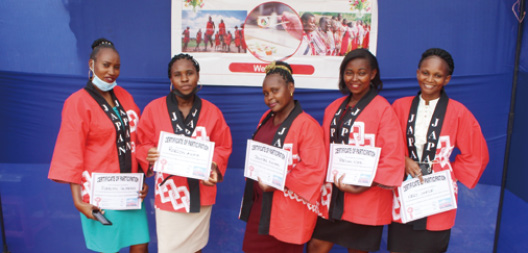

{"left": 405, "top": 157, "right": 424, "bottom": 183}
{"left": 70, "top": 183, "right": 102, "bottom": 220}
{"left": 75, "top": 201, "right": 102, "bottom": 220}
{"left": 146, "top": 147, "right": 160, "bottom": 166}
{"left": 334, "top": 173, "right": 369, "bottom": 194}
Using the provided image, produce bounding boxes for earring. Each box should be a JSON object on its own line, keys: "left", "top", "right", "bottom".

{"left": 290, "top": 91, "right": 293, "bottom": 97}
{"left": 170, "top": 83, "right": 173, "bottom": 92}
{"left": 88, "top": 69, "right": 93, "bottom": 80}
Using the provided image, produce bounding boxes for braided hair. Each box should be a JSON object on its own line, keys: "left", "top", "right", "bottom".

{"left": 418, "top": 48, "right": 454, "bottom": 75}
{"left": 168, "top": 53, "right": 200, "bottom": 78}
{"left": 90, "top": 38, "right": 118, "bottom": 60}
{"left": 265, "top": 61, "right": 294, "bottom": 85}
{"left": 338, "top": 49, "right": 382, "bottom": 94}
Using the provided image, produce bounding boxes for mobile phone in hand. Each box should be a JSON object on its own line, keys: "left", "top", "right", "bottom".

{"left": 92, "top": 210, "right": 112, "bottom": 225}
{"left": 419, "top": 163, "right": 431, "bottom": 175}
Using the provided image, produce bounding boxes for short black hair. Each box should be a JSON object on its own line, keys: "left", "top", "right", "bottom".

{"left": 418, "top": 48, "right": 454, "bottom": 75}
{"left": 168, "top": 53, "right": 200, "bottom": 78}
{"left": 338, "top": 49, "right": 382, "bottom": 94}
{"left": 90, "top": 38, "right": 118, "bottom": 60}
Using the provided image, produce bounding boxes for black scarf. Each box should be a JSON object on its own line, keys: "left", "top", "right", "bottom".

{"left": 84, "top": 81, "right": 132, "bottom": 173}
{"left": 160, "top": 92, "right": 203, "bottom": 213}
{"left": 405, "top": 90, "right": 449, "bottom": 229}
{"left": 239, "top": 101, "right": 303, "bottom": 235}
{"left": 328, "top": 86, "right": 377, "bottom": 220}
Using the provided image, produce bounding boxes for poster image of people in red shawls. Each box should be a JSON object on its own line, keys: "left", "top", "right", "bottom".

{"left": 181, "top": 10, "right": 247, "bottom": 53}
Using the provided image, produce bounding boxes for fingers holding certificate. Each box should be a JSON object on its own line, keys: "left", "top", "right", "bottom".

{"left": 202, "top": 163, "right": 220, "bottom": 186}
{"left": 146, "top": 147, "right": 160, "bottom": 166}
{"left": 257, "top": 177, "right": 276, "bottom": 192}
{"left": 138, "top": 183, "right": 149, "bottom": 200}
{"left": 334, "top": 173, "right": 370, "bottom": 194}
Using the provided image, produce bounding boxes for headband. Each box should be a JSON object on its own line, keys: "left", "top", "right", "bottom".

{"left": 264, "top": 61, "right": 292, "bottom": 75}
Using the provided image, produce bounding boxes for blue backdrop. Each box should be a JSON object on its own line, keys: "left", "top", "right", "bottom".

{"left": 0, "top": 0, "right": 526, "bottom": 252}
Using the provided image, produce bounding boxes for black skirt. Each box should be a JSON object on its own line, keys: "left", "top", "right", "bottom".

{"left": 387, "top": 222, "right": 451, "bottom": 253}
{"left": 311, "top": 217, "right": 384, "bottom": 252}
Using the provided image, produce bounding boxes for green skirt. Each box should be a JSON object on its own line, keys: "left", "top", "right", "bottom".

{"left": 80, "top": 202, "right": 150, "bottom": 252}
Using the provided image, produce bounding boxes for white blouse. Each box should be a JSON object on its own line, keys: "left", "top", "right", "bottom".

{"left": 414, "top": 95, "right": 440, "bottom": 160}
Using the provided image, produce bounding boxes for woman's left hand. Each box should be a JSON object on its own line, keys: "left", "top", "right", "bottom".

{"left": 138, "top": 183, "right": 148, "bottom": 200}
{"left": 146, "top": 147, "right": 160, "bottom": 166}
{"left": 257, "top": 177, "right": 275, "bottom": 192}
{"left": 334, "top": 173, "right": 369, "bottom": 194}
{"left": 202, "top": 162, "right": 219, "bottom": 186}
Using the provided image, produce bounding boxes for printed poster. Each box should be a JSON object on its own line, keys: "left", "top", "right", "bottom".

{"left": 172, "top": 0, "right": 378, "bottom": 89}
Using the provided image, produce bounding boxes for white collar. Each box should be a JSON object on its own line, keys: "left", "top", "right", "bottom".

{"left": 419, "top": 94, "right": 440, "bottom": 107}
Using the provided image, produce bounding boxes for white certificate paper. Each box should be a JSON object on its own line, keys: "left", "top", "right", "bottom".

{"left": 154, "top": 131, "right": 215, "bottom": 180}
{"left": 326, "top": 144, "right": 381, "bottom": 186}
{"left": 90, "top": 173, "right": 144, "bottom": 210}
{"left": 244, "top": 139, "right": 289, "bottom": 191}
{"left": 398, "top": 170, "right": 457, "bottom": 223}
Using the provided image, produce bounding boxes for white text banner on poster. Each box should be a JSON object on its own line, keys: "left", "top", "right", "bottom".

{"left": 326, "top": 143, "right": 380, "bottom": 186}
{"left": 172, "top": 0, "right": 378, "bottom": 89}
{"left": 90, "top": 173, "right": 144, "bottom": 210}
{"left": 398, "top": 170, "right": 458, "bottom": 223}
{"left": 154, "top": 131, "right": 215, "bottom": 181}
{"left": 244, "top": 139, "right": 289, "bottom": 191}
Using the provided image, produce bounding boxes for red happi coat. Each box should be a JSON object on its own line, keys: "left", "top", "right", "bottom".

{"left": 136, "top": 96, "right": 232, "bottom": 212}
{"left": 319, "top": 96, "right": 405, "bottom": 225}
{"left": 249, "top": 110, "right": 327, "bottom": 244}
{"left": 391, "top": 96, "right": 489, "bottom": 231}
{"left": 48, "top": 86, "right": 143, "bottom": 203}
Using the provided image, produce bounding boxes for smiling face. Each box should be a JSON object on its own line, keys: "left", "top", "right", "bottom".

{"left": 303, "top": 16, "right": 316, "bottom": 33}
{"left": 262, "top": 73, "right": 294, "bottom": 114}
{"left": 416, "top": 56, "right": 451, "bottom": 101}
{"left": 343, "top": 58, "right": 377, "bottom": 99}
{"left": 170, "top": 59, "right": 199, "bottom": 96}
{"left": 91, "top": 48, "right": 120, "bottom": 83}
{"left": 330, "top": 19, "right": 338, "bottom": 32}
{"left": 320, "top": 17, "right": 330, "bottom": 32}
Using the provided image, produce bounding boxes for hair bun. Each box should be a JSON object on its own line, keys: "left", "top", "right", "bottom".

{"left": 91, "top": 38, "right": 114, "bottom": 50}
